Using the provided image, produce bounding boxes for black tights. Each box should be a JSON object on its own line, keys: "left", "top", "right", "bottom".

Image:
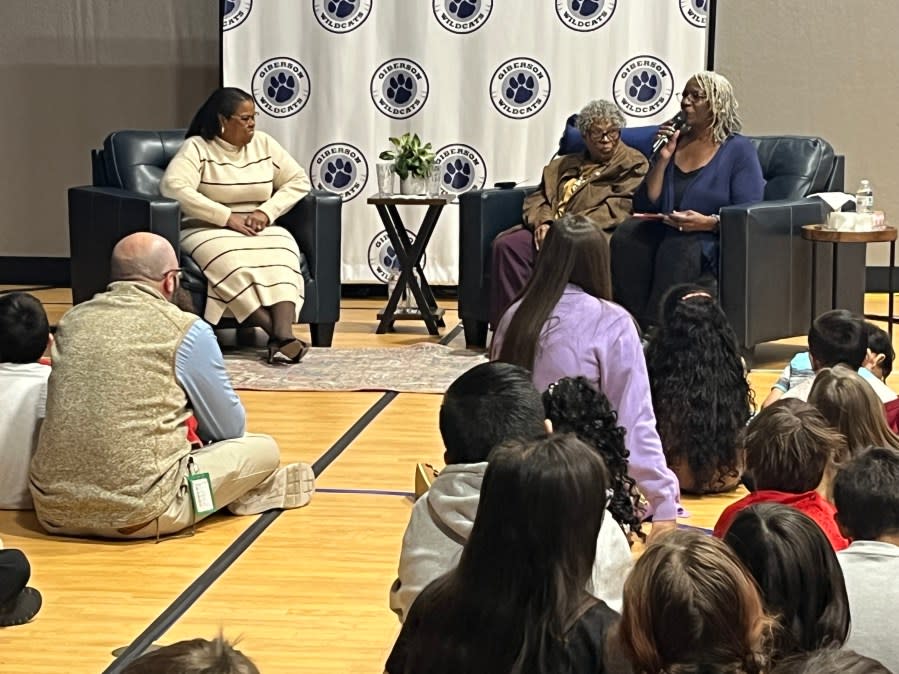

{"left": 243, "top": 301, "right": 297, "bottom": 343}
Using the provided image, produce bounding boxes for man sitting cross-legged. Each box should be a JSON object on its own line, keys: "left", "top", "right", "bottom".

{"left": 30, "top": 232, "right": 314, "bottom": 539}
{"left": 389, "top": 361, "right": 633, "bottom": 621}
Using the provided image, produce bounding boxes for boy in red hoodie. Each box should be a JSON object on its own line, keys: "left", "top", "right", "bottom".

{"left": 714, "top": 398, "right": 849, "bottom": 550}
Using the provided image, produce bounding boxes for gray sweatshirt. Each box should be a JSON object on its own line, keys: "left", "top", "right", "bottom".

{"left": 389, "top": 462, "right": 633, "bottom": 622}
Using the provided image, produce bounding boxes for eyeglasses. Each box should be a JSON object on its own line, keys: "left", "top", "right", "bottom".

{"left": 230, "top": 112, "right": 259, "bottom": 124}
{"left": 585, "top": 128, "right": 621, "bottom": 143}
{"left": 680, "top": 90, "right": 708, "bottom": 102}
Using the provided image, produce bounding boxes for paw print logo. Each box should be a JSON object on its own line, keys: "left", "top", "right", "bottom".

{"left": 443, "top": 159, "right": 472, "bottom": 190}
{"left": 368, "top": 230, "right": 424, "bottom": 283}
{"left": 505, "top": 73, "right": 536, "bottom": 105}
{"left": 323, "top": 158, "right": 354, "bottom": 189}
{"left": 310, "top": 144, "right": 367, "bottom": 201}
{"left": 267, "top": 73, "right": 296, "bottom": 104}
{"left": 695, "top": 0, "right": 706, "bottom": 6}
{"left": 570, "top": 0, "right": 599, "bottom": 16}
{"left": 490, "top": 58, "right": 551, "bottom": 119}
{"left": 314, "top": 0, "right": 371, "bottom": 32}
{"left": 223, "top": 0, "right": 252, "bottom": 30}
{"left": 613, "top": 56, "right": 672, "bottom": 118}
{"left": 224, "top": 0, "right": 236, "bottom": 13}
{"left": 629, "top": 71, "right": 659, "bottom": 103}
{"left": 386, "top": 74, "right": 415, "bottom": 105}
{"left": 382, "top": 244, "right": 400, "bottom": 272}
{"left": 371, "top": 60, "right": 429, "bottom": 119}
{"left": 433, "top": 0, "right": 492, "bottom": 33}
{"left": 448, "top": 0, "right": 477, "bottom": 19}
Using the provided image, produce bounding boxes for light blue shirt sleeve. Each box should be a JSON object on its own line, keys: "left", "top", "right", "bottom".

{"left": 175, "top": 321, "right": 246, "bottom": 442}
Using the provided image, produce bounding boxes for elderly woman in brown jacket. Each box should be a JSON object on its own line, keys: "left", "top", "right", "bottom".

{"left": 488, "top": 99, "right": 648, "bottom": 329}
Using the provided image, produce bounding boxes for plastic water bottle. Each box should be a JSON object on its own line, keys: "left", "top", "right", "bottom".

{"left": 856, "top": 179, "right": 874, "bottom": 214}
{"left": 387, "top": 271, "right": 400, "bottom": 306}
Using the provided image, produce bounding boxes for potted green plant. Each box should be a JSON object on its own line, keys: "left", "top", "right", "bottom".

{"left": 379, "top": 133, "right": 436, "bottom": 195}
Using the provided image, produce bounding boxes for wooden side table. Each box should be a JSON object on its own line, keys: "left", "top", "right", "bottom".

{"left": 801, "top": 225, "right": 898, "bottom": 336}
{"left": 367, "top": 195, "right": 454, "bottom": 335}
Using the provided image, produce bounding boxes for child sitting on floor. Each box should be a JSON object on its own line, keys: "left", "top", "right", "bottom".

{"left": 0, "top": 292, "right": 51, "bottom": 510}
{"left": 713, "top": 398, "right": 849, "bottom": 550}
{"left": 764, "top": 311, "right": 895, "bottom": 407}
{"left": 833, "top": 447, "right": 899, "bottom": 671}
{"left": 389, "top": 362, "right": 632, "bottom": 621}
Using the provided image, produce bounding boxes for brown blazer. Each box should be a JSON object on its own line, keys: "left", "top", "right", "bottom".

{"left": 522, "top": 142, "right": 648, "bottom": 232}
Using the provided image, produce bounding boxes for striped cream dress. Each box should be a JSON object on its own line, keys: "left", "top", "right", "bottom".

{"left": 160, "top": 131, "right": 311, "bottom": 324}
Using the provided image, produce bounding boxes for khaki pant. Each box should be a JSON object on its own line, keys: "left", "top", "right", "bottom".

{"left": 39, "top": 433, "right": 312, "bottom": 540}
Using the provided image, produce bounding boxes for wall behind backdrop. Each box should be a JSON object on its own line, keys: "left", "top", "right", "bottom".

{"left": 223, "top": 0, "right": 708, "bottom": 285}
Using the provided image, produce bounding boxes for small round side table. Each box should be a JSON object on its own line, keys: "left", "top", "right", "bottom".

{"left": 801, "top": 225, "right": 898, "bottom": 337}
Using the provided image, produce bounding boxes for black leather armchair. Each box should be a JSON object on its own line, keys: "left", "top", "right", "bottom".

{"left": 458, "top": 133, "right": 862, "bottom": 354}
{"left": 68, "top": 130, "right": 342, "bottom": 346}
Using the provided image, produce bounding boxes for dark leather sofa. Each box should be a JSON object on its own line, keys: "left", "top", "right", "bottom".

{"left": 458, "top": 126, "right": 862, "bottom": 354}
{"left": 68, "top": 130, "right": 342, "bottom": 346}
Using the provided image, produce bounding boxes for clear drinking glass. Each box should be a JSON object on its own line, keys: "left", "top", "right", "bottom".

{"left": 376, "top": 163, "right": 394, "bottom": 196}
{"left": 427, "top": 163, "right": 442, "bottom": 196}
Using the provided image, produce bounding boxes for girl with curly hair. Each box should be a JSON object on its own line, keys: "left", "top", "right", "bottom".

{"left": 646, "top": 283, "right": 754, "bottom": 494}
{"left": 543, "top": 376, "right": 642, "bottom": 538}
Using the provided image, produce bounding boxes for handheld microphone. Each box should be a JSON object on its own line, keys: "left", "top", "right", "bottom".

{"left": 650, "top": 111, "right": 687, "bottom": 158}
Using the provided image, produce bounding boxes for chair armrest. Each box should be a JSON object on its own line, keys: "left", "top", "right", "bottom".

{"left": 68, "top": 186, "right": 182, "bottom": 304}
{"left": 719, "top": 197, "right": 829, "bottom": 349}
{"left": 458, "top": 187, "right": 534, "bottom": 318}
{"left": 277, "top": 190, "right": 342, "bottom": 322}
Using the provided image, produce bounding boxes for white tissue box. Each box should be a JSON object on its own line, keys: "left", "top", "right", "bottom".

{"left": 825, "top": 211, "right": 885, "bottom": 231}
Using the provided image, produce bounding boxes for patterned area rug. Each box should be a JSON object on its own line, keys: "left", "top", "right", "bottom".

{"left": 223, "top": 343, "right": 488, "bottom": 393}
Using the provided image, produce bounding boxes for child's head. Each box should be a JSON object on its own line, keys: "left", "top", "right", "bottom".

{"left": 863, "top": 321, "right": 893, "bottom": 381}
{"left": 0, "top": 292, "right": 49, "bottom": 364}
{"left": 744, "top": 398, "right": 846, "bottom": 493}
{"left": 808, "top": 365, "right": 899, "bottom": 457}
{"left": 807, "top": 310, "right": 866, "bottom": 370}
{"left": 833, "top": 446, "right": 899, "bottom": 542}
{"left": 121, "top": 636, "right": 259, "bottom": 674}
{"left": 724, "top": 503, "right": 850, "bottom": 659}
{"left": 542, "top": 376, "right": 641, "bottom": 536}
{"left": 646, "top": 283, "right": 754, "bottom": 492}
{"left": 616, "top": 530, "right": 772, "bottom": 674}
{"left": 439, "top": 362, "right": 546, "bottom": 465}
{"left": 771, "top": 648, "right": 892, "bottom": 674}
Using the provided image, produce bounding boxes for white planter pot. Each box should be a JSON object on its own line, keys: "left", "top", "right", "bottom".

{"left": 400, "top": 175, "right": 427, "bottom": 195}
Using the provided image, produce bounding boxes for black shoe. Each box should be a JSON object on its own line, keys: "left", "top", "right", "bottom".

{"left": 266, "top": 338, "right": 310, "bottom": 364}
{"left": 0, "top": 587, "right": 42, "bottom": 627}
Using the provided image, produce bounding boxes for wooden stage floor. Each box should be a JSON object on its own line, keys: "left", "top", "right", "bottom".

{"left": 1, "top": 287, "right": 896, "bottom": 672}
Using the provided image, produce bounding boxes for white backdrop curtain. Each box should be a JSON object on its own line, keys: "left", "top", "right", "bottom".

{"left": 223, "top": 0, "right": 708, "bottom": 284}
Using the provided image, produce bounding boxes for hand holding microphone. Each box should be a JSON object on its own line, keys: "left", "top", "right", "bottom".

{"left": 651, "top": 111, "right": 687, "bottom": 162}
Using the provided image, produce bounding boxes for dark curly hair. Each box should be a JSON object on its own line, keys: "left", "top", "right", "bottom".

{"left": 645, "top": 283, "right": 755, "bottom": 494}
{"left": 543, "top": 376, "right": 642, "bottom": 538}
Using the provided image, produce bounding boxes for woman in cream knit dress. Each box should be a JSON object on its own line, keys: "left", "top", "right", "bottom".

{"left": 161, "top": 87, "right": 311, "bottom": 363}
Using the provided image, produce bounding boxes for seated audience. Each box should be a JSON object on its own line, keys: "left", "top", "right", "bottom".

{"left": 160, "top": 87, "right": 312, "bottom": 363}
{"left": 724, "top": 503, "right": 850, "bottom": 662}
{"left": 489, "top": 98, "right": 648, "bottom": 328}
{"left": 121, "top": 634, "right": 258, "bottom": 673}
{"left": 0, "top": 292, "right": 51, "bottom": 509}
{"left": 833, "top": 447, "right": 899, "bottom": 671}
{"left": 616, "top": 530, "right": 773, "bottom": 674}
{"left": 781, "top": 310, "right": 896, "bottom": 404}
{"left": 0, "top": 543, "right": 41, "bottom": 627}
{"left": 714, "top": 399, "right": 849, "bottom": 549}
{"left": 386, "top": 434, "right": 626, "bottom": 674}
{"left": 645, "top": 283, "right": 754, "bottom": 494}
{"left": 493, "top": 214, "right": 679, "bottom": 540}
{"left": 808, "top": 366, "right": 899, "bottom": 457}
{"left": 29, "top": 233, "right": 314, "bottom": 539}
{"left": 771, "top": 649, "right": 892, "bottom": 674}
{"left": 611, "top": 71, "right": 765, "bottom": 329}
{"left": 389, "top": 362, "right": 631, "bottom": 621}
{"left": 765, "top": 317, "right": 896, "bottom": 407}
{"left": 543, "top": 376, "right": 642, "bottom": 538}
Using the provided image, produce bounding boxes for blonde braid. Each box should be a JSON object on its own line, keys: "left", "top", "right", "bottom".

{"left": 693, "top": 71, "right": 742, "bottom": 143}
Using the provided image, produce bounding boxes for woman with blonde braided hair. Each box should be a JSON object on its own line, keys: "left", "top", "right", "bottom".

{"left": 611, "top": 71, "right": 765, "bottom": 329}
